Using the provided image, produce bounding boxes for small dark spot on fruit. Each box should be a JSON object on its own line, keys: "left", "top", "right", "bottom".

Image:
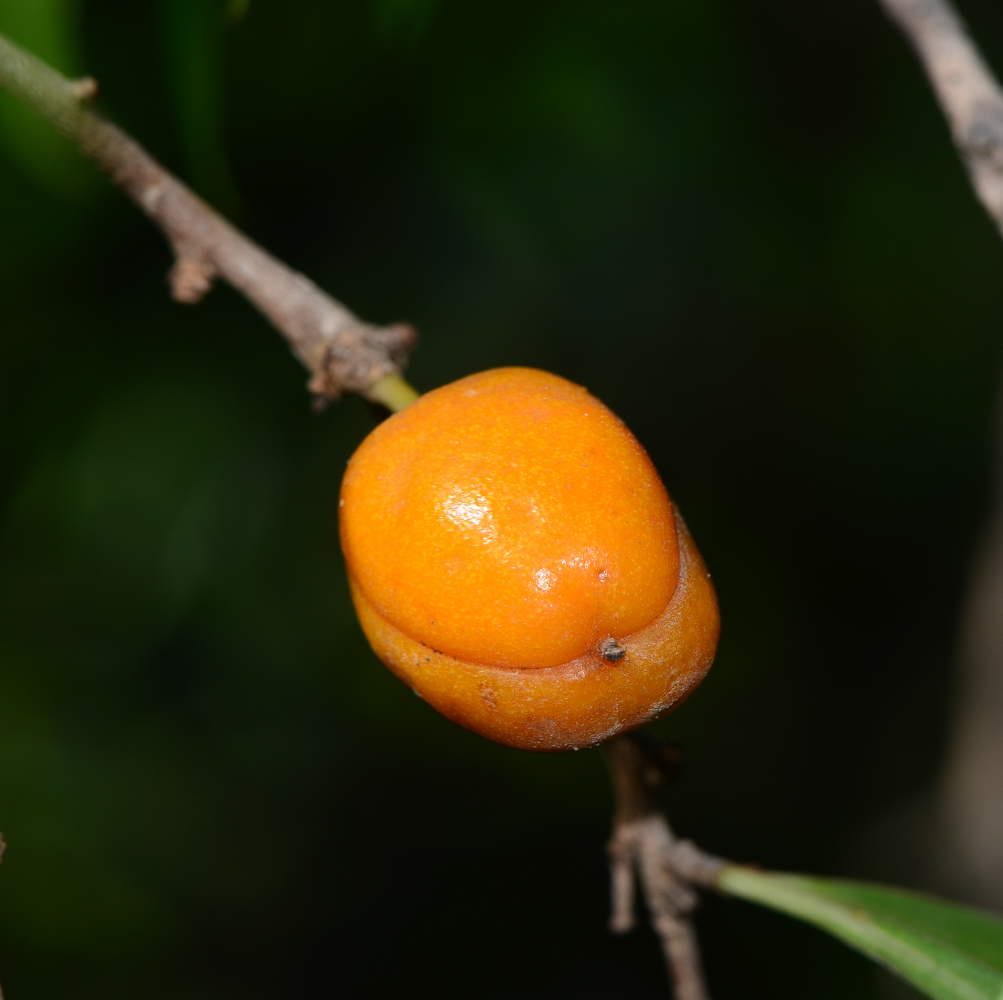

{"left": 599, "top": 637, "right": 626, "bottom": 662}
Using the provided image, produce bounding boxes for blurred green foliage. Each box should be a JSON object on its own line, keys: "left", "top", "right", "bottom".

{"left": 1, "top": 0, "right": 1003, "bottom": 997}
{"left": 160, "top": 0, "right": 240, "bottom": 213}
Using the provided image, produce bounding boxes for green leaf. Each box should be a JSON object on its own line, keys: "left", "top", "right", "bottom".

{"left": 718, "top": 865, "right": 1003, "bottom": 1000}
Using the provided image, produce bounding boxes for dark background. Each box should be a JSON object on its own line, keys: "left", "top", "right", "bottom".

{"left": 0, "top": 0, "right": 1002, "bottom": 996}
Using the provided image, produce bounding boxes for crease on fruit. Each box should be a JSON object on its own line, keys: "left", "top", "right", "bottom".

{"left": 349, "top": 509, "right": 719, "bottom": 752}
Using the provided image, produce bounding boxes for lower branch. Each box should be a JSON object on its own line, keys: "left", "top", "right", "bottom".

{"left": 0, "top": 32, "right": 417, "bottom": 407}
{"left": 605, "top": 736, "right": 723, "bottom": 1000}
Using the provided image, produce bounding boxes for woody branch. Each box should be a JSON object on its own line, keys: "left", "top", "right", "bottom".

{"left": 0, "top": 31, "right": 418, "bottom": 411}
{"left": 605, "top": 736, "right": 725, "bottom": 1000}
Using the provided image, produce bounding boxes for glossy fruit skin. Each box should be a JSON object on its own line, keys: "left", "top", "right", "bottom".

{"left": 339, "top": 367, "right": 719, "bottom": 751}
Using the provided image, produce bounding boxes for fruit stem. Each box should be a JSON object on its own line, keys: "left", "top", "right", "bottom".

{"left": 367, "top": 373, "right": 421, "bottom": 412}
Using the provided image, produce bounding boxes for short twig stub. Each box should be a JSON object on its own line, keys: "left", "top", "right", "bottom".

{"left": 70, "top": 75, "right": 98, "bottom": 100}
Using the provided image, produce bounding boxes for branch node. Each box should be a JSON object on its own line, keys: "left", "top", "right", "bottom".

{"left": 310, "top": 393, "right": 333, "bottom": 414}
{"left": 308, "top": 321, "right": 419, "bottom": 401}
{"left": 605, "top": 736, "right": 714, "bottom": 1000}
{"left": 169, "top": 257, "right": 217, "bottom": 304}
{"left": 70, "top": 75, "right": 98, "bottom": 101}
{"left": 307, "top": 361, "right": 344, "bottom": 402}
{"left": 666, "top": 840, "right": 726, "bottom": 888}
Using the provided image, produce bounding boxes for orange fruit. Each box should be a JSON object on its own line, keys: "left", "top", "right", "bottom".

{"left": 339, "top": 367, "right": 719, "bottom": 751}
